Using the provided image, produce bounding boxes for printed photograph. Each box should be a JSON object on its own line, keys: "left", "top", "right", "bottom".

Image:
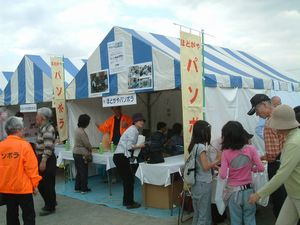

{"left": 89, "top": 70, "right": 109, "bottom": 96}
{"left": 128, "top": 62, "right": 152, "bottom": 91}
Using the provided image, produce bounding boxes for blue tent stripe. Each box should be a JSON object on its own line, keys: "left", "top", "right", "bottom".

{"left": 204, "top": 74, "right": 217, "bottom": 87}
{"left": 3, "top": 72, "right": 13, "bottom": 81}
{"left": 34, "top": 64, "right": 43, "bottom": 103}
{"left": 27, "top": 55, "right": 51, "bottom": 78}
{"left": 18, "top": 58, "right": 25, "bottom": 104}
{"left": 100, "top": 30, "right": 114, "bottom": 70}
{"left": 64, "top": 58, "right": 79, "bottom": 78}
{"left": 253, "top": 78, "right": 264, "bottom": 89}
{"left": 221, "top": 48, "right": 285, "bottom": 82}
{"left": 75, "top": 64, "right": 88, "bottom": 99}
{"left": 151, "top": 33, "right": 180, "bottom": 54}
{"left": 4, "top": 82, "right": 11, "bottom": 105}
{"left": 174, "top": 60, "right": 181, "bottom": 88}
{"left": 237, "top": 51, "right": 297, "bottom": 83}
{"left": 204, "top": 51, "right": 256, "bottom": 79}
{"left": 132, "top": 36, "right": 152, "bottom": 64}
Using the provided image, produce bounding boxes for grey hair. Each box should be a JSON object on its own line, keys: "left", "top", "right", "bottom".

{"left": 5, "top": 116, "right": 24, "bottom": 135}
{"left": 37, "top": 107, "right": 52, "bottom": 120}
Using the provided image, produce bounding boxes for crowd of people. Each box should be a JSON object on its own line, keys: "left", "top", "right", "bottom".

{"left": 0, "top": 93, "right": 300, "bottom": 225}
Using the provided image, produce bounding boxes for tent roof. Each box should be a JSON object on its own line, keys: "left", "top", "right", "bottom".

{"left": 0, "top": 55, "right": 85, "bottom": 106}
{"left": 0, "top": 71, "right": 13, "bottom": 94}
{"left": 65, "top": 26, "right": 300, "bottom": 99}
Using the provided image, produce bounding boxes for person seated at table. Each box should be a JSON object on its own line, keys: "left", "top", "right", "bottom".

{"left": 148, "top": 122, "right": 167, "bottom": 164}
{"left": 165, "top": 123, "right": 183, "bottom": 155}
{"left": 73, "top": 114, "right": 93, "bottom": 194}
{"left": 113, "top": 113, "right": 145, "bottom": 209}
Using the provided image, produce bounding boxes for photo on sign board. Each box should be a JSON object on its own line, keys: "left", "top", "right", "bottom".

{"left": 89, "top": 70, "right": 109, "bottom": 97}
{"left": 128, "top": 62, "right": 152, "bottom": 91}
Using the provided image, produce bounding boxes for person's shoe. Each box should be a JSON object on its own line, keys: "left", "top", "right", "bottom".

{"left": 81, "top": 188, "right": 91, "bottom": 194}
{"left": 39, "top": 209, "right": 55, "bottom": 216}
{"left": 126, "top": 202, "right": 141, "bottom": 209}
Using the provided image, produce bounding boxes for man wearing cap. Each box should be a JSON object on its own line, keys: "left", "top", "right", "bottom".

{"left": 255, "top": 96, "right": 282, "bottom": 140}
{"left": 113, "top": 113, "right": 145, "bottom": 209}
{"left": 249, "top": 104, "right": 300, "bottom": 225}
{"left": 248, "top": 94, "right": 286, "bottom": 218}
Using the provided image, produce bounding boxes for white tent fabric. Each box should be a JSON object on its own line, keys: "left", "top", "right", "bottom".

{"left": 0, "top": 71, "right": 13, "bottom": 94}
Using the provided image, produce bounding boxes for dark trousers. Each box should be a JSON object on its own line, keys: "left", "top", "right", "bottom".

{"left": 268, "top": 161, "right": 287, "bottom": 218}
{"left": 4, "top": 193, "right": 35, "bottom": 225}
{"left": 113, "top": 154, "right": 134, "bottom": 205}
{"left": 37, "top": 154, "right": 57, "bottom": 211}
{"left": 73, "top": 154, "right": 89, "bottom": 191}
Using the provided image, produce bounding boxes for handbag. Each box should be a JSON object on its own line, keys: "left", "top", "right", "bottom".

{"left": 215, "top": 174, "right": 227, "bottom": 215}
{"left": 252, "top": 169, "right": 269, "bottom": 207}
{"left": 0, "top": 193, "right": 6, "bottom": 206}
{"left": 83, "top": 153, "right": 93, "bottom": 164}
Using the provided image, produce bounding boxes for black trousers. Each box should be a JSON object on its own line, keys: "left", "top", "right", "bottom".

{"left": 113, "top": 154, "right": 135, "bottom": 205}
{"left": 4, "top": 193, "right": 35, "bottom": 225}
{"left": 37, "top": 154, "right": 57, "bottom": 211}
{"left": 268, "top": 161, "right": 287, "bottom": 218}
{"left": 73, "top": 154, "right": 89, "bottom": 191}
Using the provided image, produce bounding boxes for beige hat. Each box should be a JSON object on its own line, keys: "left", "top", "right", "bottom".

{"left": 269, "top": 104, "right": 300, "bottom": 130}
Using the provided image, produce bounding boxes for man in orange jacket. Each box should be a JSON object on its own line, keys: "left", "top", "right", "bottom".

{"left": 0, "top": 116, "right": 42, "bottom": 225}
{"left": 96, "top": 106, "right": 132, "bottom": 147}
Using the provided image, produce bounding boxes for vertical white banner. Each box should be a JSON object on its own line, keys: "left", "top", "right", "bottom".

{"left": 180, "top": 31, "right": 203, "bottom": 156}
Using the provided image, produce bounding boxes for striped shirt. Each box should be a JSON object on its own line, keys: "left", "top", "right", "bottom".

{"left": 264, "top": 119, "right": 285, "bottom": 162}
{"left": 35, "top": 123, "right": 56, "bottom": 159}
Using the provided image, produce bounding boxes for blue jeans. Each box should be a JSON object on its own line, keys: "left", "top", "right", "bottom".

{"left": 228, "top": 188, "right": 256, "bottom": 225}
{"left": 191, "top": 181, "right": 212, "bottom": 225}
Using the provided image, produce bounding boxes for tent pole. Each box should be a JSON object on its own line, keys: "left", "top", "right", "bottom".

{"left": 201, "top": 29, "right": 206, "bottom": 120}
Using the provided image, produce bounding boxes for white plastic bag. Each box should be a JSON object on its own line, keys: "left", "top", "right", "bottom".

{"left": 215, "top": 175, "right": 227, "bottom": 215}
{"left": 252, "top": 170, "right": 269, "bottom": 207}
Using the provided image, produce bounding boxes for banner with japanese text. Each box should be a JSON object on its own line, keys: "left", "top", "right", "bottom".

{"left": 51, "top": 56, "right": 68, "bottom": 141}
{"left": 180, "top": 31, "right": 203, "bottom": 157}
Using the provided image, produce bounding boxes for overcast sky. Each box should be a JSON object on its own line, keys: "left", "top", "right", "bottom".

{"left": 0, "top": 0, "right": 299, "bottom": 79}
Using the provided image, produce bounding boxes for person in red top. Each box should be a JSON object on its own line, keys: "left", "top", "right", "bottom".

{"left": 96, "top": 106, "right": 132, "bottom": 147}
{"left": 0, "top": 116, "right": 42, "bottom": 225}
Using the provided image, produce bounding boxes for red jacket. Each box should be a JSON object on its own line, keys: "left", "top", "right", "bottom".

{"left": 0, "top": 135, "right": 42, "bottom": 194}
{"left": 98, "top": 114, "right": 132, "bottom": 141}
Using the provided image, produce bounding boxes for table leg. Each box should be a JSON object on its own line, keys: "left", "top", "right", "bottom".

{"left": 170, "top": 173, "right": 175, "bottom": 216}
{"left": 106, "top": 169, "right": 112, "bottom": 196}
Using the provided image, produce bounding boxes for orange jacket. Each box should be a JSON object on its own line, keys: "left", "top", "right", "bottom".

{"left": 0, "top": 135, "right": 42, "bottom": 194}
{"left": 98, "top": 114, "right": 132, "bottom": 141}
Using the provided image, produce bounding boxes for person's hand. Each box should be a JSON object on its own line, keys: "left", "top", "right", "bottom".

{"left": 39, "top": 158, "right": 47, "bottom": 172}
{"left": 33, "top": 188, "right": 39, "bottom": 196}
{"left": 249, "top": 193, "right": 260, "bottom": 204}
{"left": 139, "top": 143, "right": 145, "bottom": 149}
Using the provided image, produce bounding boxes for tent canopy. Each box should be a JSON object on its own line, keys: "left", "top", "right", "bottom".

{"left": 67, "top": 26, "right": 300, "bottom": 100}
{"left": 0, "top": 71, "right": 13, "bottom": 94}
{"left": 0, "top": 55, "right": 86, "bottom": 106}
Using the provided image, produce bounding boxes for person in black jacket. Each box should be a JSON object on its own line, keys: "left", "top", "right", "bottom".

{"left": 148, "top": 122, "right": 167, "bottom": 164}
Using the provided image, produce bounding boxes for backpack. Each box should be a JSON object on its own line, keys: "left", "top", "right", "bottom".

{"left": 183, "top": 144, "right": 199, "bottom": 185}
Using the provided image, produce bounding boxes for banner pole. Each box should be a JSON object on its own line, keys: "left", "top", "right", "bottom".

{"left": 201, "top": 29, "right": 206, "bottom": 120}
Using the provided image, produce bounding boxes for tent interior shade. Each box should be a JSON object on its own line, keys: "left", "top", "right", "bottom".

{"left": 0, "top": 55, "right": 86, "bottom": 106}
{"left": 66, "top": 26, "right": 300, "bottom": 100}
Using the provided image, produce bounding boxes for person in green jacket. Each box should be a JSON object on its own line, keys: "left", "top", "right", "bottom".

{"left": 249, "top": 104, "right": 300, "bottom": 225}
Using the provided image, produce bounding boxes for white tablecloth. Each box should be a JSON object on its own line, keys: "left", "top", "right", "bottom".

{"left": 56, "top": 150, "right": 115, "bottom": 170}
{"left": 135, "top": 154, "right": 184, "bottom": 187}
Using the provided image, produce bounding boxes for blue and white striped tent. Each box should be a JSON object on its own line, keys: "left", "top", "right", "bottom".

{"left": 66, "top": 26, "right": 300, "bottom": 100}
{"left": 0, "top": 71, "right": 13, "bottom": 94}
{"left": 0, "top": 55, "right": 86, "bottom": 106}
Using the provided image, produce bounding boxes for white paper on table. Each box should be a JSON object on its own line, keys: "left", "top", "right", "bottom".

{"left": 133, "top": 135, "right": 145, "bottom": 157}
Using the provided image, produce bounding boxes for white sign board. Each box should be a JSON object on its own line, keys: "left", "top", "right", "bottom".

{"left": 102, "top": 94, "right": 137, "bottom": 107}
{"left": 107, "top": 40, "right": 126, "bottom": 74}
{"left": 20, "top": 104, "right": 37, "bottom": 113}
